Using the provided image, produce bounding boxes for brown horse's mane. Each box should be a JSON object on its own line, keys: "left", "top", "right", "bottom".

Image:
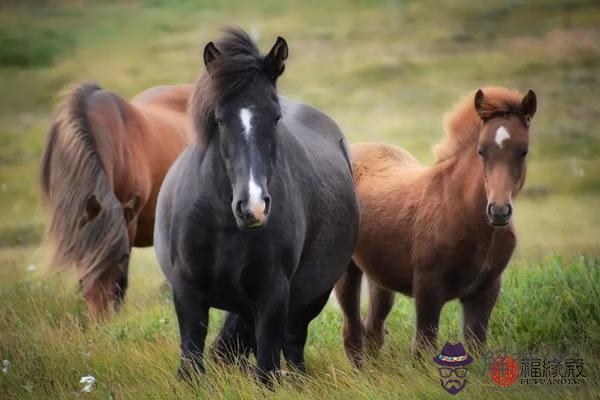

{"left": 433, "top": 86, "right": 525, "bottom": 163}
{"left": 189, "top": 27, "right": 267, "bottom": 145}
{"left": 40, "top": 83, "right": 125, "bottom": 294}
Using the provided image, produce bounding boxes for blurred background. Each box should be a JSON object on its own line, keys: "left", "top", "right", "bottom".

{"left": 1, "top": 0, "right": 598, "bottom": 270}
{"left": 0, "top": 1, "right": 599, "bottom": 398}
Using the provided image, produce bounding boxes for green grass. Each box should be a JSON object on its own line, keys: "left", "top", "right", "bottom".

{"left": 0, "top": 0, "right": 599, "bottom": 398}
{"left": 1, "top": 253, "right": 598, "bottom": 399}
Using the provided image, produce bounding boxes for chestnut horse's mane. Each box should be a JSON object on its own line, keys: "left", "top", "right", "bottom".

{"left": 40, "top": 83, "right": 125, "bottom": 294}
{"left": 433, "top": 86, "right": 525, "bottom": 163}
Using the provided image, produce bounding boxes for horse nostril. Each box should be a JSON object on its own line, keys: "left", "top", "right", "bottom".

{"left": 263, "top": 195, "right": 271, "bottom": 215}
{"left": 505, "top": 204, "right": 513, "bottom": 217}
{"left": 236, "top": 200, "right": 246, "bottom": 219}
{"left": 487, "top": 203, "right": 494, "bottom": 216}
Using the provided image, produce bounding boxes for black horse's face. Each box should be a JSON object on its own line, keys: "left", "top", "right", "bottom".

{"left": 203, "top": 35, "right": 289, "bottom": 230}
{"left": 215, "top": 79, "right": 281, "bottom": 230}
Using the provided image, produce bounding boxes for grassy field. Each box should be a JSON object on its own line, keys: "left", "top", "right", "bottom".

{"left": 0, "top": 0, "right": 599, "bottom": 398}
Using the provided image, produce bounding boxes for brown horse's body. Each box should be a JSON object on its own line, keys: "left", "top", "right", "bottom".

{"left": 336, "top": 87, "right": 537, "bottom": 365}
{"left": 88, "top": 84, "right": 192, "bottom": 245}
{"left": 41, "top": 83, "right": 193, "bottom": 317}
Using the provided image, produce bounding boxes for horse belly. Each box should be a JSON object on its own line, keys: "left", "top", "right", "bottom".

{"left": 289, "top": 231, "right": 356, "bottom": 310}
{"left": 354, "top": 248, "right": 414, "bottom": 295}
{"left": 287, "top": 186, "right": 359, "bottom": 310}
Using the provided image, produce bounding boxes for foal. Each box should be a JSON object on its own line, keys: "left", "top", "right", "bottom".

{"left": 336, "top": 87, "right": 537, "bottom": 365}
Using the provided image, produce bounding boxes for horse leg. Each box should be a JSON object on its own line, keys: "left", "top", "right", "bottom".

{"left": 461, "top": 278, "right": 501, "bottom": 352}
{"left": 253, "top": 276, "right": 289, "bottom": 384}
{"left": 173, "top": 282, "right": 209, "bottom": 379}
{"left": 334, "top": 259, "right": 364, "bottom": 367}
{"left": 211, "top": 313, "right": 256, "bottom": 366}
{"left": 363, "top": 278, "right": 395, "bottom": 358}
{"left": 413, "top": 285, "right": 443, "bottom": 357}
{"left": 283, "top": 288, "right": 331, "bottom": 373}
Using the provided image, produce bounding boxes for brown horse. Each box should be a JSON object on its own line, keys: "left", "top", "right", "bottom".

{"left": 40, "top": 83, "right": 192, "bottom": 318}
{"left": 336, "top": 87, "right": 537, "bottom": 366}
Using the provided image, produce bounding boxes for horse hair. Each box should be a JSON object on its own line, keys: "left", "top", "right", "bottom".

{"left": 189, "top": 27, "right": 272, "bottom": 146}
{"left": 434, "top": 86, "right": 525, "bottom": 163}
{"left": 40, "top": 83, "right": 125, "bottom": 294}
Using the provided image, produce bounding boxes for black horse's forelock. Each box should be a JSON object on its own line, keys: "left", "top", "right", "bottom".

{"left": 189, "top": 27, "right": 272, "bottom": 145}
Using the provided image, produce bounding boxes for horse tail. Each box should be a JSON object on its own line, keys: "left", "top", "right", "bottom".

{"left": 40, "top": 83, "right": 125, "bottom": 293}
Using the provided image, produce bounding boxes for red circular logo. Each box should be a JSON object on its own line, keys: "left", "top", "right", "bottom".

{"left": 489, "top": 355, "right": 520, "bottom": 387}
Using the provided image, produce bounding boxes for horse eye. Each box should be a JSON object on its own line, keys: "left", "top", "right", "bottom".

{"left": 216, "top": 118, "right": 224, "bottom": 126}
{"left": 274, "top": 114, "right": 282, "bottom": 123}
{"left": 521, "top": 149, "right": 528, "bottom": 157}
{"left": 478, "top": 148, "right": 485, "bottom": 158}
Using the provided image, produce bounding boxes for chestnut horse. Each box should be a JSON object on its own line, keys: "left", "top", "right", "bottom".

{"left": 336, "top": 87, "right": 537, "bottom": 366}
{"left": 40, "top": 83, "right": 192, "bottom": 318}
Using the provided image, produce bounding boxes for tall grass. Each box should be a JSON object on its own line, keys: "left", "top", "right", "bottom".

{"left": 0, "top": 255, "right": 598, "bottom": 398}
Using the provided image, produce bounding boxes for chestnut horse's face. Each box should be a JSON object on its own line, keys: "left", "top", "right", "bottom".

{"left": 475, "top": 89, "right": 537, "bottom": 227}
{"left": 78, "top": 194, "right": 140, "bottom": 319}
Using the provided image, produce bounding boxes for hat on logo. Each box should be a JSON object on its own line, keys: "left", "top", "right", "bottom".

{"left": 433, "top": 342, "right": 473, "bottom": 367}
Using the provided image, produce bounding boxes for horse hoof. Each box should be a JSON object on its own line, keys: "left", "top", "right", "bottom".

{"left": 177, "top": 361, "right": 205, "bottom": 381}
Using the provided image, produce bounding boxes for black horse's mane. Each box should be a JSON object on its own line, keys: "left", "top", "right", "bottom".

{"left": 189, "top": 28, "right": 269, "bottom": 145}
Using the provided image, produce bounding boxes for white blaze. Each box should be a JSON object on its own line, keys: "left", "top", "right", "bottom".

{"left": 495, "top": 126, "right": 511, "bottom": 148}
{"left": 239, "top": 108, "right": 265, "bottom": 215}
{"left": 240, "top": 108, "right": 252, "bottom": 139}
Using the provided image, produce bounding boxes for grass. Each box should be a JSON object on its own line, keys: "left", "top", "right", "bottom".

{"left": 0, "top": 0, "right": 599, "bottom": 398}
{"left": 1, "top": 253, "right": 598, "bottom": 399}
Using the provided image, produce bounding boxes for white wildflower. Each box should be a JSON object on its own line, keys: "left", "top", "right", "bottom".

{"left": 79, "top": 375, "right": 96, "bottom": 393}
{"left": 26, "top": 264, "right": 36, "bottom": 272}
{"left": 2, "top": 359, "right": 10, "bottom": 374}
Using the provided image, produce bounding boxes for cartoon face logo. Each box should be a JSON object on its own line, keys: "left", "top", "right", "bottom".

{"left": 433, "top": 342, "right": 473, "bottom": 395}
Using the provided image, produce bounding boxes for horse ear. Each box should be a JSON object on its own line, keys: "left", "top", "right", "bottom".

{"left": 264, "top": 36, "right": 288, "bottom": 82}
{"left": 474, "top": 89, "right": 486, "bottom": 118}
{"left": 522, "top": 89, "right": 537, "bottom": 123}
{"left": 203, "top": 42, "right": 221, "bottom": 71}
{"left": 81, "top": 194, "right": 102, "bottom": 227}
{"left": 123, "top": 194, "right": 141, "bottom": 224}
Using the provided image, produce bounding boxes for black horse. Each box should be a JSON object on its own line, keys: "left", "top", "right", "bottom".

{"left": 154, "top": 28, "right": 359, "bottom": 383}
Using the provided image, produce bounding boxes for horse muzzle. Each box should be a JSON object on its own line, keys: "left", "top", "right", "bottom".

{"left": 233, "top": 195, "right": 271, "bottom": 230}
{"left": 487, "top": 202, "right": 512, "bottom": 227}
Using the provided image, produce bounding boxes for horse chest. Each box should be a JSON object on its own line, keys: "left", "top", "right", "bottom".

{"left": 444, "top": 231, "right": 516, "bottom": 299}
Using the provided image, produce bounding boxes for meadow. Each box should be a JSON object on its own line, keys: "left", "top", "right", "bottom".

{"left": 0, "top": 0, "right": 599, "bottom": 398}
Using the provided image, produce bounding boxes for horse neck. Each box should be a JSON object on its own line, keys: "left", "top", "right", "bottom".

{"left": 435, "top": 146, "right": 490, "bottom": 231}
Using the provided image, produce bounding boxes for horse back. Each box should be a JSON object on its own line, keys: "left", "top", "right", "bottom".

{"left": 350, "top": 143, "right": 427, "bottom": 294}
{"left": 85, "top": 85, "right": 191, "bottom": 245}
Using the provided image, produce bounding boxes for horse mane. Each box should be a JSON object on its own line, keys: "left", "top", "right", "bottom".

{"left": 189, "top": 27, "right": 266, "bottom": 145}
{"left": 433, "top": 86, "right": 525, "bottom": 163}
{"left": 40, "top": 83, "right": 125, "bottom": 294}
